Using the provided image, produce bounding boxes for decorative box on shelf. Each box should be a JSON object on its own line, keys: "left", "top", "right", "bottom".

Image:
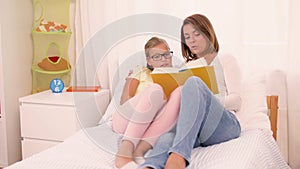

{"left": 19, "top": 88, "right": 109, "bottom": 159}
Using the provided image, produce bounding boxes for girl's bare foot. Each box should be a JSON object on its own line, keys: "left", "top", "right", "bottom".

{"left": 133, "top": 140, "right": 152, "bottom": 158}
{"left": 115, "top": 156, "right": 134, "bottom": 168}
{"left": 115, "top": 140, "right": 134, "bottom": 168}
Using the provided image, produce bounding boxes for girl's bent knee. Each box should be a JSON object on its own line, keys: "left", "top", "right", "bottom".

{"left": 142, "top": 84, "right": 164, "bottom": 102}
{"left": 150, "top": 83, "right": 164, "bottom": 92}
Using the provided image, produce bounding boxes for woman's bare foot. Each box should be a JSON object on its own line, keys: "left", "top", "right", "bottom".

{"left": 164, "top": 153, "right": 186, "bottom": 169}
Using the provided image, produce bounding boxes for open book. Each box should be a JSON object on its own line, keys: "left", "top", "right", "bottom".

{"left": 151, "top": 66, "right": 218, "bottom": 98}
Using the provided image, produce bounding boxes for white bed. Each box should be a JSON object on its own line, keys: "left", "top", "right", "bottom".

{"left": 5, "top": 125, "right": 288, "bottom": 169}
{"left": 6, "top": 53, "right": 290, "bottom": 168}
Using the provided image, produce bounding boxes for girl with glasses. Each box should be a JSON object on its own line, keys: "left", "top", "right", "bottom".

{"left": 112, "top": 37, "right": 181, "bottom": 169}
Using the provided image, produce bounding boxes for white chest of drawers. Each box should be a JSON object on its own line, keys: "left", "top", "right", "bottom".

{"left": 19, "top": 89, "right": 109, "bottom": 159}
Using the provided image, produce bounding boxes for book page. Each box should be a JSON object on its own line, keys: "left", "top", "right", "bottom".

{"left": 181, "top": 57, "right": 208, "bottom": 70}
{"left": 151, "top": 67, "right": 181, "bottom": 74}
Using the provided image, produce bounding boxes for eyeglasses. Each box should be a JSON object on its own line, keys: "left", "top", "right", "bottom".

{"left": 148, "top": 51, "right": 173, "bottom": 61}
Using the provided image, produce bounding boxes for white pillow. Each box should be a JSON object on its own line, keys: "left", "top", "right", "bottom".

{"left": 98, "top": 98, "right": 116, "bottom": 126}
{"left": 98, "top": 53, "right": 145, "bottom": 126}
{"left": 236, "top": 73, "right": 270, "bottom": 131}
{"left": 98, "top": 65, "right": 122, "bottom": 126}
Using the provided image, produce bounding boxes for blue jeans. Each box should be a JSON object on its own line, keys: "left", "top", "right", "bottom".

{"left": 140, "top": 76, "right": 241, "bottom": 169}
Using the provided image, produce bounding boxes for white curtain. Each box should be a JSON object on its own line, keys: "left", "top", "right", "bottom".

{"left": 74, "top": 0, "right": 290, "bottom": 84}
{"left": 74, "top": 1, "right": 299, "bottom": 167}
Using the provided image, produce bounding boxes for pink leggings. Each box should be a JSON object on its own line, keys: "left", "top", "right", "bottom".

{"left": 112, "top": 84, "right": 181, "bottom": 148}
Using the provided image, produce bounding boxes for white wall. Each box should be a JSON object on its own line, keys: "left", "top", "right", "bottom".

{"left": 0, "top": 0, "right": 33, "bottom": 166}
{"left": 0, "top": 23, "right": 8, "bottom": 166}
{"left": 287, "top": 0, "right": 300, "bottom": 168}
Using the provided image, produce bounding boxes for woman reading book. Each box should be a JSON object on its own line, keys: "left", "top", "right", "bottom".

{"left": 140, "top": 14, "right": 242, "bottom": 169}
{"left": 112, "top": 37, "right": 181, "bottom": 169}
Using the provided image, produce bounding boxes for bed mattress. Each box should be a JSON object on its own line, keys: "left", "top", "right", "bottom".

{"left": 7, "top": 124, "right": 289, "bottom": 169}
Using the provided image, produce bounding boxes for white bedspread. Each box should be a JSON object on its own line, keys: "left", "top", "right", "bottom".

{"left": 7, "top": 125, "right": 289, "bottom": 169}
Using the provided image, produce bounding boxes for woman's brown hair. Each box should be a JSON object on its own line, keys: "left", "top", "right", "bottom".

{"left": 181, "top": 14, "right": 219, "bottom": 62}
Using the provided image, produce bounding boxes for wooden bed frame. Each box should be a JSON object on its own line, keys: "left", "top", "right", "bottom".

{"left": 267, "top": 95, "right": 279, "bottom": 140}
